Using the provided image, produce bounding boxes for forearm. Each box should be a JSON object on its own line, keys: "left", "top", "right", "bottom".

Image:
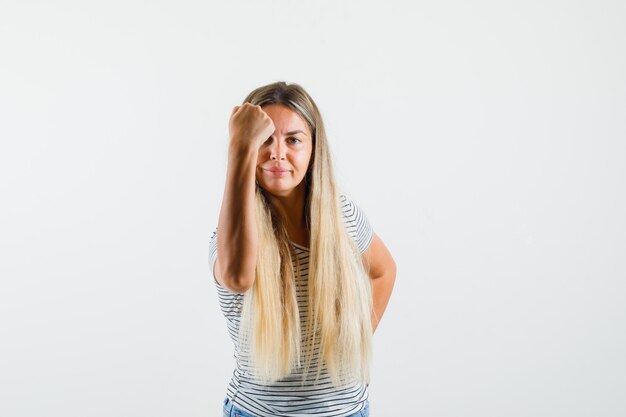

{"left": 217, "top": 144, "right": 258, "bottom": 289}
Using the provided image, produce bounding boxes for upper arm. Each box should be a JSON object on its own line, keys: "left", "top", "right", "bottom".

{"left": 362, "top": 233, "right": 396, "bottom": 279}
{"left": 339, "top": 194, "right": 392, "bottom": 277}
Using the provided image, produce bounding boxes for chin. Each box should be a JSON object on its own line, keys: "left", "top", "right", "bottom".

{"left": 262, "top": 187, "right": 294, "bottom": 197}
{"left": 258, "top": 182, "right": 299, "bottom": 197}
{"left": 257, "top": 176, "right": 306, "bottom": 197}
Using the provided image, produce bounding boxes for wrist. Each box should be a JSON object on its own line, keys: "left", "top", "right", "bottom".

{"left": 228, "top": 140, "right": 258, "bottom": 158}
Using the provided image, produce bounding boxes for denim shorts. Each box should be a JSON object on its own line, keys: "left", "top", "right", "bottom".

{"left": 223, "top": 396, "right": 369, "bottom": 417}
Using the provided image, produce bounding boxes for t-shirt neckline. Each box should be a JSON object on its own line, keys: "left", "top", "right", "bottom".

{"left": 289, "top": 241, "right": 309, "bottom": 251}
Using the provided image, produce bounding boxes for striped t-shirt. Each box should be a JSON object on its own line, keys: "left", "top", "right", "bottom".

{"left": 208, "top": 194, "right": 374, "bottom": 417}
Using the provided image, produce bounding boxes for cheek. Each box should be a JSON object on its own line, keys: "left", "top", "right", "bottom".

{"left": 296, "top": 148, "right": 313, "bottom": 168}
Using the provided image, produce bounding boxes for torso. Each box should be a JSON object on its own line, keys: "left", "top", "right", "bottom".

{"left": 209, "top": 193, "right": 374, "bottom": 417}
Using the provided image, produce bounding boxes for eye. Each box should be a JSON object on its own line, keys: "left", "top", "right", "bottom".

{"left": 288, "top": 137, "right": 301, "bottom": 144}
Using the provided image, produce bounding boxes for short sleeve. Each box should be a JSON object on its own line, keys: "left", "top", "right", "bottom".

{"left": 208, "top": 226, "right": 219, "bottom": 283}
{"left": 340, "top": 194, "right": 375, "bottom": 253}
{"left": 208, "top": 225, "right": 245, "bottom": 323}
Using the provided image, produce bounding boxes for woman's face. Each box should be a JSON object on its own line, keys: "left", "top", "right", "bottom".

{"left": 256, "top": 104, "right": 313, "bottom": 198}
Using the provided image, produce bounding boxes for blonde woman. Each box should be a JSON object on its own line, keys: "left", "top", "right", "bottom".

{"left": 209, "top": 81, "right": 396, "bottom": 417}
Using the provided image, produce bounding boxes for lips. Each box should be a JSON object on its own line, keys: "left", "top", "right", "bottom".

{"left": 262, "top": 167, "right": 291, "bottom": 177}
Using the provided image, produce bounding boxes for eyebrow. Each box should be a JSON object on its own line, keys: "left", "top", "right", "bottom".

{"left": 285, "top": 130, "right": 307, "bottom": 136}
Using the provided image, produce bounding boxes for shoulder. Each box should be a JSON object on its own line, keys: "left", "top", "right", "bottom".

{"left": 339, "top": 193, "right": 363, "bottom": 218}
{"left": 339, "top": 193, "right": 369, "bottom": 222}
{"left": 339, "top": 193, "right": 374, "bottom": 253}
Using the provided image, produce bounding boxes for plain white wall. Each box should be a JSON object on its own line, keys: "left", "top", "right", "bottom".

{"left": 1, "top": 0, "right": 625, "bottom": 416}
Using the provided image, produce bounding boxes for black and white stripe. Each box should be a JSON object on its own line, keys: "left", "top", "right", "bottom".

{"left": 208, "top": 194, "right": 374, "bottom": 417}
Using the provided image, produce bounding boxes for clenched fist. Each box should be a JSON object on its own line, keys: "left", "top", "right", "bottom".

{"left": 228, "top": 103, "right": 275, "bottom": 153}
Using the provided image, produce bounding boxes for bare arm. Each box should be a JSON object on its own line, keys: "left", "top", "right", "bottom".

{"left": 214, "top": 145, "right": 259, "bottom": 293}
{"left": 362, "top": 233, "right": 397, "bottom": 333}
{"left": 214, "top": 104, "right": 275, "bottom": 293}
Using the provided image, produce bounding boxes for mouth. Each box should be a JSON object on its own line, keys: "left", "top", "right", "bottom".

{"left": 263, "top": 168, "right": 291, "bottom": 177}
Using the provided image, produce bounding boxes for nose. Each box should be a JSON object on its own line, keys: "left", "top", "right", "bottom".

{"left": 270, "top": 139, "right": 285, "bottom": 160}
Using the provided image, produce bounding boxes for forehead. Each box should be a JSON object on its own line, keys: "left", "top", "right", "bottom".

{"left": 262, "top": 104, "right": 310, "bottom": 136}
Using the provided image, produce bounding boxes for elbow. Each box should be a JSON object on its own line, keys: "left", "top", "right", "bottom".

{"left": 221, "top": 268, "right": 255, "bottom": 294}
{"left": 216, "top": 254, "right": 255, "bottom": 293}
{"left": 225, "top": 279, "right": 253, "bottom": 294}
{"left": 385, "top": 257, "right": 398, "bottom": 284}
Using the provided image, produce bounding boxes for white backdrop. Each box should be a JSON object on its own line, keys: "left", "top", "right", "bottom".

{"left": 1, "top": 1, "right": 625, "bottom": 416}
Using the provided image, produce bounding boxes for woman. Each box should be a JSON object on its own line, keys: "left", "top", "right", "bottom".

{"left": 209, "top": 81, "right": 396, "bottom": 417}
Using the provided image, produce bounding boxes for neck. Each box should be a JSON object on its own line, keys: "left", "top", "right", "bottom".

{"left": 266, "top": 184, "right": 307, "bottom": 231}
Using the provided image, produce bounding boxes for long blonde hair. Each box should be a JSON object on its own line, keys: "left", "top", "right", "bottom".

{"left": 237, "top": 81, "right": 373, "bottom": 386}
